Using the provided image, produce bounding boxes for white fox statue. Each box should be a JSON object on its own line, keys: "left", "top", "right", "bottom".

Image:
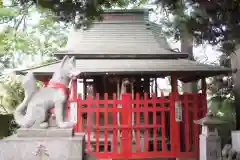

{"left": 14, "top": 55, "right": 80, "bottom": 129}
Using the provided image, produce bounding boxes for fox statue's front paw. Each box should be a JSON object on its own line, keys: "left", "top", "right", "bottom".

{"left": 58, "top": 121, "right": 75, "bottom": 128}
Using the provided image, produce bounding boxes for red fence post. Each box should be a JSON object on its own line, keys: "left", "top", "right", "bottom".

{"left": 121, "top": 93, "right": 132, "bottom": 159}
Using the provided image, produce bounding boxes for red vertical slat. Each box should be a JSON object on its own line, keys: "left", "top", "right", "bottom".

{"left": 175, "top": 93, "right": 181, "bottom": 154}
{"left": 161, "top": 92, "right": 166, "bottom": 152}
{"left": 128, "top": 98, "right": 133, "bottom": 155}
{"left": 184, "top": 93, "right": 190, "bottom": 152}
{"left": 169, "top": 93, "right": 175, "bottom": 153}
{"left": 87, "top": 96, "right": 92, "bottom": 153}
{"left": 76, "top": 95, "right": 82, "bottom": 132}
{"left": 112, "top": 93, "right": 117, "bottom": 153}
{"left": 193, "top": 93, "right": 199, "bottom": 154}
{"left": 152, "top": 93, "right": 157, "bottom": 152}
{"left": 96, "top": 93, "right": 100, "bottom": 153}
{"left": 121, "top": 93, "right": 131, "bottom": 159}
{"left": 136, "top": 93, "right": 141, "bottom": 152}
{"left": 144, "top": 93, "right": 149, "bottom": 152}
{"left": 104, "top": 93, "right": 109, "bottom": 153}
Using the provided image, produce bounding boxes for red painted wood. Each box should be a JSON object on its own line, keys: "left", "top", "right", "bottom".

{"left": 95, "top": 93, "right": 100, "bottom": 153}
{"left": 104, "top": 93, "right": 108, "bottom": 153}
{"left": 77, "top": 95, "right": 83, "bottom": 132}
{"left": 143, "top": 93, "right": 149, "bottom": 152}
{"left": 160, "top": 92, "right": 166, "bottom": 152}
{"left": 193, "top": 93, "right": 200, "bottom": 155}
{"left": 74, "top": 91, "right": 204, "bottom": 159}
{"left": 86, "top": 96, "right": 91, "bottom": 153}
{"left": 112, "top": 93, "right": 117, "bottom": 153}
{"left": 183, "top": 93, "right": 190, "bottom": 152}
{"left": 121, "top": 93, "right": 131, "bottom": 159}
{"left": 152, "top": 93, "right": 157, "bottom": 152}
{"left": 135, "top": 93, "right": 141, "bottom": 153}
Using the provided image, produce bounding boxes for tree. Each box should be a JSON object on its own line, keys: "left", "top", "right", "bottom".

{"left": 0, "top": 2, "right": 69, "bottom": 68}
{"left": 0, "top": 75, "right": 24, "bottom": 113}
{"left": 143, "top": 0, "right": 240, "bottom": 130}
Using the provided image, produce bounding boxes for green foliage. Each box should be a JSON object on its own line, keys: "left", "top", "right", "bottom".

{"left": 0, "top": 8, "right": 18, "bottom": 17}
{"left": 0, "top": 75, "right": 24, "bottom": 113}
{"left": 151, "top": 0, "right": 240, "bottom": 54}
{"left": 0, "top": 2, "right": 69, "bottom": 68}
{"left": 0, "top": 114, "right": 18, "bottom": 139}
{"left": 14, "top": 0, "right": 134, "bottom": 24}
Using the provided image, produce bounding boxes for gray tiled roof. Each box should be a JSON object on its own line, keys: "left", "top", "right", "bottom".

{"left": 55, "top": 10, "right": 187, "bottom": 59}
{"left": 16, "top": 59, "right": 233, "bottom": 82}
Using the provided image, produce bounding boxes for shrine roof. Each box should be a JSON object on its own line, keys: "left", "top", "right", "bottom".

{"left": 16, "top": 59, "right": 233, "bottom": 82}
{"left": 55, "top": 9, "right": 188, "bottom": 59}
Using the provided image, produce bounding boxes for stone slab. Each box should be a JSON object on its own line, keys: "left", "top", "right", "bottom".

{"left": 17, "top": 127, "right": 74, "bottom": 137}
{"left": 0, "top": 132, "right": 85, "bottom": 160}
{"left": 199, "top": 134, "right": 221, "bottom": 160}
{"left": 231, "top": 130, "right": 240, "bottom": 152}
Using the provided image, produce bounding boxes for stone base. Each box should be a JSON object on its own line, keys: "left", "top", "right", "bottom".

{"left": 232, "top": 130, "right": 240, "bottom": 152}
{"left": 17, "top": 127, "right": 74, "bottom": 137}
{"left": 0, "top": 131, "right": 85, "bottom": 160}
{"left": 199, "top": 134, "right": 221, "bottom": 160}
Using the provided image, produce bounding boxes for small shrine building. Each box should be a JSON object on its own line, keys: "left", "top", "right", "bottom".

{"left": 16, "top": 9, "right": 232, "bottom": 160}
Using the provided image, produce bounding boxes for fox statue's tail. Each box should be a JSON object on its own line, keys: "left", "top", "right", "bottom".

{"left": 14, "top": 72, "right": 37, "bottom": 127}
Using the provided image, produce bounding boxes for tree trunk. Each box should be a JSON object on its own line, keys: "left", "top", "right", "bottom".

{"left": 181, "top": 34, "right": 198, "bottom": 93}
{"left": 230, "top": 52, "right": 240, "bottom": 129}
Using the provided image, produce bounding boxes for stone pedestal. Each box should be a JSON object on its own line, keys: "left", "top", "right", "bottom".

{"left": 231, "top": 130, "right": 240, "bottom": 152}
{"left": 0, "top": 128, "right": 85, "bottom": 160}
{"left": 194, "top": 112, "right": 226, "bottom": 160}
{"left": 199, "top": 134, "right": 221, "bottom": 160}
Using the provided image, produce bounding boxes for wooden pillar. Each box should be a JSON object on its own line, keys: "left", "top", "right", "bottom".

{"left": 135, "top": 76, "right": 141, "bottom": 95}
{"left": 117, "top": 78, "right": 121, "bottom": 100}
{"left": 171, "top": 75, "right": 178, "bottom": 93}
{"left": 155, "top": 77, "right": 158, "bottom": 96}
{"left": 83, "top": 78, "right": 87, "bottom": 99}
{"left": 143, "top": 76, "right": 150, "bottom": 97}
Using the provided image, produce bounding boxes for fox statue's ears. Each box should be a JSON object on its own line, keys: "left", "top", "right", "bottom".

{"left": 69, "top": 56, "right": 76, "bottom": 66}
{"left": 60, "top": 55, "right": 76, "bottom": 68}
{"left": 60, "top": 55, "right": 70, "bottom": 67}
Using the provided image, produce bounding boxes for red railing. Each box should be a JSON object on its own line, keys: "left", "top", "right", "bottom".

{"left": 71, "top": 92, "right": 206, "bottom": 159}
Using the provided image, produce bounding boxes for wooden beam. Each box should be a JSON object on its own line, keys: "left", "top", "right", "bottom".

{"left": 171, "top": 73, "right": 178, "bottom": 93}
{"left": 155, "top": 77, "right": 158, "bottom": 96}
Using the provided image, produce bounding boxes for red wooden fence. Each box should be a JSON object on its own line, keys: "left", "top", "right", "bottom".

{"left": 71, "top": 92, "right": 206, "bottom": 159}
